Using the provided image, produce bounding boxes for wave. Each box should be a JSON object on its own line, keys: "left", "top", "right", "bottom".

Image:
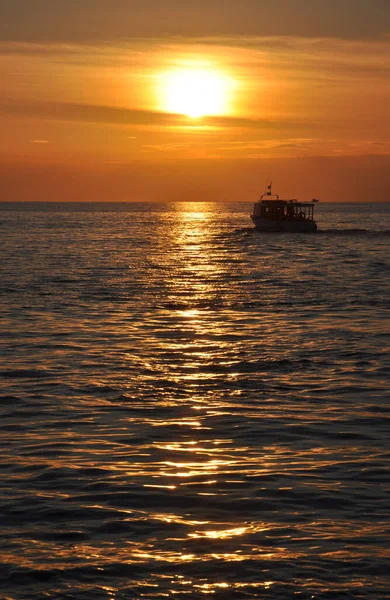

{"left": 317, "top": 228, "right": 390, "bottom": 235}
{"left": 232, "top": 227, "right": 390, "bottom": 235}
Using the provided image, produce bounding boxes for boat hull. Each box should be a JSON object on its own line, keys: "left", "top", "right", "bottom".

{"left": 251, "top": 215, "right": 317, "bottom": 233}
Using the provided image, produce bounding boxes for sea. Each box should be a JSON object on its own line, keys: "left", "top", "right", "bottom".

{"left": 0, "top": 201, "right": 389, "bottom": 600}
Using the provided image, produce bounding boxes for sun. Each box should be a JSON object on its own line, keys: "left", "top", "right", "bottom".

{"left": 161, "top": 68, "right": 232, "bottom": 119}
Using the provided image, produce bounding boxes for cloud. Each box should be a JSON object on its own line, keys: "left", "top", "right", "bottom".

{"left": 1, "top": 35, "right": 389, "bottom": 88}
{"left": 0, "top": 98, "right": 185, "bottom": 126}
{"left": 0, "top": 97, "right": 311, "bottom": 132}
{"left": 0, "top": 1, "right": 389, "bottom": 42}
{"left": 0, "top": 34, "right": 389, "bottom": 164}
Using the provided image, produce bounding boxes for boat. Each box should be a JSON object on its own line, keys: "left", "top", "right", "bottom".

{"left": 251, "top": 183, "right": 318, "bottom": 232}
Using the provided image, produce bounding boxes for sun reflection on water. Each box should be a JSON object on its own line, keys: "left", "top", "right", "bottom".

{"left": 2, "top": 203, "right": 389, "bottom": 599}
{"left": 188, "top": 524, "right": 263, "bottom": 539}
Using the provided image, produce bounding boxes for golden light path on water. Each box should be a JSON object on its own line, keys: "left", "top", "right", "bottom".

{"left": 1, "top": 202, "right": 389, "bottom": 598}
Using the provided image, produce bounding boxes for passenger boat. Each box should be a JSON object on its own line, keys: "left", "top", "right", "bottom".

{"left": 251, "top": 183, "right": 318, "bottom": 232}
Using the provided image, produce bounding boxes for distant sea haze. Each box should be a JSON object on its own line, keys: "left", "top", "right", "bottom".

{"left": 1, "top": 155, "right": 390, "bottom": 203}
{"left": 1, "top": 201, "right": 389, "bottom": 599}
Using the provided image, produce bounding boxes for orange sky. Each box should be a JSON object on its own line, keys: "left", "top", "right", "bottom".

{"left": 0, "top": 1, "right": 389, "bottom": 201}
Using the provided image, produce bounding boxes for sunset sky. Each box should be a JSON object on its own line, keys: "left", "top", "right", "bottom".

{"left": 1, "top": 0, "right": 389, "bottom": 201}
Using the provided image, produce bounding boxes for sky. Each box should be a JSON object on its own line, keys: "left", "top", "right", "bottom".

{"left": 0, "top": 0, "right": 389, "bottom": 202}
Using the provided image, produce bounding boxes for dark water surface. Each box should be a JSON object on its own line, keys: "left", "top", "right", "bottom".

{"left": 0, "top": 202, "right": 389, "bottom": 599}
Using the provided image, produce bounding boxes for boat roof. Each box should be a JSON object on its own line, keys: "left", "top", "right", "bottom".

{"left": 257, "top": 184, "right": 319, "bottom": 206}
{"left": 258, "top": 198, "right": 316, "bottom": 206}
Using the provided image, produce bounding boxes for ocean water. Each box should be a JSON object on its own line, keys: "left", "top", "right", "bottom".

{"left": 0, "top": 201, "right": 389, "bottom": 600}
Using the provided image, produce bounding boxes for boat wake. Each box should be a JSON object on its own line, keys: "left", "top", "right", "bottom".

{"left": 317, "top": 229, "right": 390, "bottom": 235}
{"left": 232, "top": 228, "right": 390, "bottom": 236}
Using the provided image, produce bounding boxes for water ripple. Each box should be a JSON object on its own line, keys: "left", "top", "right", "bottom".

{"left": 0, "top": 202, "right": 389, "bottom": 599}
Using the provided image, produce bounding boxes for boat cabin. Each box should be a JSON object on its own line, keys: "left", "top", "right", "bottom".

{"left": 253, "top": 198, "right": 316, "bottom": 223}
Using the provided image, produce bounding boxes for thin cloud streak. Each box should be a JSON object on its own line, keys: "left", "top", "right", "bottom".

{"left": 0, "top": 98, "right": 314, "bottom": 132}
{"left": 1, "top": 35, "right": 389, "bottom": 69}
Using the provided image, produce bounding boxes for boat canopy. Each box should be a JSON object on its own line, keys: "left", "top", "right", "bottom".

{"left": 253, "top": 198, "right": 316, "bottom": 221}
